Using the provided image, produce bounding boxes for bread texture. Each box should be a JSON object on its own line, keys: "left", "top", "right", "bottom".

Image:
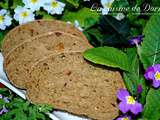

{"left": 4, "top": 31, "right": 90, "bottom": 89}
{"left": 27, "top": 52, "right": 124, "bottom": 120}
{"left": 2, "top": 20, "right": 87, "bottom": 57}
{"left": 3, "top": 19, "right": 124, "bottom": 120}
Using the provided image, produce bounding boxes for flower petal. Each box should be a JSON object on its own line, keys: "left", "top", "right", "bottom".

{"left": 0, "top": 106, "right": 8, "bottom": 115}
{"left": 23, "top": 0, "right": 45, "bottom": 12}
{"left": 152, "top": 80, "right": 160, "bottom": 88}
{"left": 0, "top": 9, "right": 7, "bottom": 15}
{"left": 3, "top": 97, "right": 9, "bottom": 103}
{"left": 118, "top": 101, "right": 130, "bottom": 114}
{"left": 130, "top": 102, "right": 142, "bottom": 115}
{"left": 117, "top": 89, "right": 129, "bottom": 101}
{"left": 101, "top": 8, "right": 109, "bottom": 15}
{"left": 129, "top": 35, "right": 143, "bottom": 45}
{"left": 43, "top": 0, "right": 65, "bottom": 15}
{"left": 14, "top": 6, "right": 35, "bottom": 24}
{"left": 58, "top": 1, "right": 65, "bottom": 7}
{"left": 144, "top": 66, "right": 155, "bottom": 80}
{"left": 0, "top": 94, "right": 2, "bottom": 99}
{"left": 14, "top": 6, "right": 23, "bottom": 13}
{"left": 153, "top": 64, "right": 160, "bottom": 72}
{"left": 101, "top": 0, "right": 114, "bottom": 7}
{"left": 74, "top": 20, "right": 79, "bottom": 28}
{"left": 137, "top": 84, "right": 142, "bottom": 94}
{"left": 4, "top": 15, "right": 12, "bottom": 26}
{"left": 116, "top": 116, "right": 132, "bottom": 120}
{"left": 0, "top": 24, "right": 6, "bottom": 30}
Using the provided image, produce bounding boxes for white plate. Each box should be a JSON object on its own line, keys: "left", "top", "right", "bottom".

{"left": 0, "top": 53, "right": 89, "bottom": 120}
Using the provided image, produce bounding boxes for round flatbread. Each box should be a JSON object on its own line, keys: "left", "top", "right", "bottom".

{"left": 2, "top": 20, "right": 88, "bottom": 57}
{"left": 27, "top": 52, "right": 124, "bottom": 120}
{"left": 4, "top": 31, "right": 90, "bottom": 89}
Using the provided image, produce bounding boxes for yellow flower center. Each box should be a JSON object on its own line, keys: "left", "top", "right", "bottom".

{"left": 21, "top": 11, "right": 28, "bottom": 18}
{"left": 155, "top": 71, "right": 160, "bottom": 80}
{"left": 122, "top": 118, "right": 129, "bottom": 120}
{"left": 0, "top": 15, "right": 4, "bottom": 23}
{"left": 31, "top": 0, "right": 38, "bottom": 4}
{"left": 104, "top": 2, "right": 112, "bottom": 8}
{"left": 51, "top": 1, "right": 58, "bottom": 8}
{"left": 126, "top": 96, "right": 135, "bottom": 104}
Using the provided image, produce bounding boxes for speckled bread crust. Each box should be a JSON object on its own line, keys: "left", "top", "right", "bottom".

{"left": 2, "top": 20, "right": 88, "bottom": 57}
{"left": 27, "top": 52, "right": 124, "bottom": 120}
{"left": 4, "top": 31, "right": 90, "bottom": 89}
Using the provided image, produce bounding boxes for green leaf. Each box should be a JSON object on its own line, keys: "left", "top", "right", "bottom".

{"left": 84, "top": 17, "right": 98, "bottom": 29}
{"left": 140, "top": 15, "right": 160, "bottom": 69}
{"left": 0, "top": 0, "right": 9, "bottom": 9}
{"left": 112, "top": 0, "right": 129, "bottom": 7}
{"left": 66, "top": 0, "right": 79, "bottom": 8}
{"left": 136, "top": 0, "right": 145, "bottom": 6}
{"left": 11, "top": 0, "right": 24, "bottom": 9}
{"left": 99, "top": 15, "right": 130, "bottom": 46}
{"left": 123, "top": 48, "right": 147, "bottom": 104}
{"left": 152, "top": 0, "right": 160, "bottom": 6}
{"left": 123, "top": 48, "right": 139, "bottom": 95}
{"left": 0, "top": 31, "right": 8, "bottom": 48}
{"left": 100, "top": 15, "right": 130, "bottom": 34}
{"left": 123, "top": 73, "right": 136, "bottom": 95}
{"left": 35, "top": 11, "right": 55, "bottom": 20}
{"left": 85, "top": 28, "right": 103, "bottom": 44}
{"left": 36, "top": 104, "right": 53, "bottom": 113}
{"left": 142, "top": 88, "right": 160, "bottom": 120}
{"left": 138, "top": 76, "right": 148, "bottom": 104}
{"left": 83, "top": 47, "right": 129, "bottom": 71}
{"left": 0, "top": 88, "right": 8, "bottom": 94}
{"left": 62, "top": 8, "right": 99, "bottom": 29}
{"left": 1, "top": 89, "right": 53, "bottom": 120}
{"left": 13, "top": 109, "right": 28, "bottom": 120}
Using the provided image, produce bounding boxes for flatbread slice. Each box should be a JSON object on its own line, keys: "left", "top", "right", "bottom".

{"left": 4, "top": 31, "right": 90, "bottom": 89}
{"left": 2, "top": 20, "right": 88, "bottom": 56}
{"left": 27, "top": 52, "right": 124, "bottom": 120}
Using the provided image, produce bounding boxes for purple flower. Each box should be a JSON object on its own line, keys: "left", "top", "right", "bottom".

{"left": 129, "top": 35, "right": 143, "bottom": 45}
{"left": 117, "top": 89, "right": 143, "bottom": 115}
{"left": 116, "top": 115, "right": 132, "bottom": 120}
{"left": 137, "top": 84, "right": 142, "bottom": 94}
{"left": 144, "top": 64, "right": 160, "bottom": 88}
{"left": 0, "top": 94, "right": 2, "bottom": 99}
{"left": 0, "top": 106, "right": 8, "bottom": 115}
{"left": 3, "top": 97, "right": 9, "bottom": 103}
{"left": 0, "top": 94, "right": 9, "bottom": 115}
{"left": 0, "top": 94, "right": 9, "bottom": 103}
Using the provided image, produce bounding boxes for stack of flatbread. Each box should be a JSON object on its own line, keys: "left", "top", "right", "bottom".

{"left": 2, "top": 20, "right": 124, "bottom": 120}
